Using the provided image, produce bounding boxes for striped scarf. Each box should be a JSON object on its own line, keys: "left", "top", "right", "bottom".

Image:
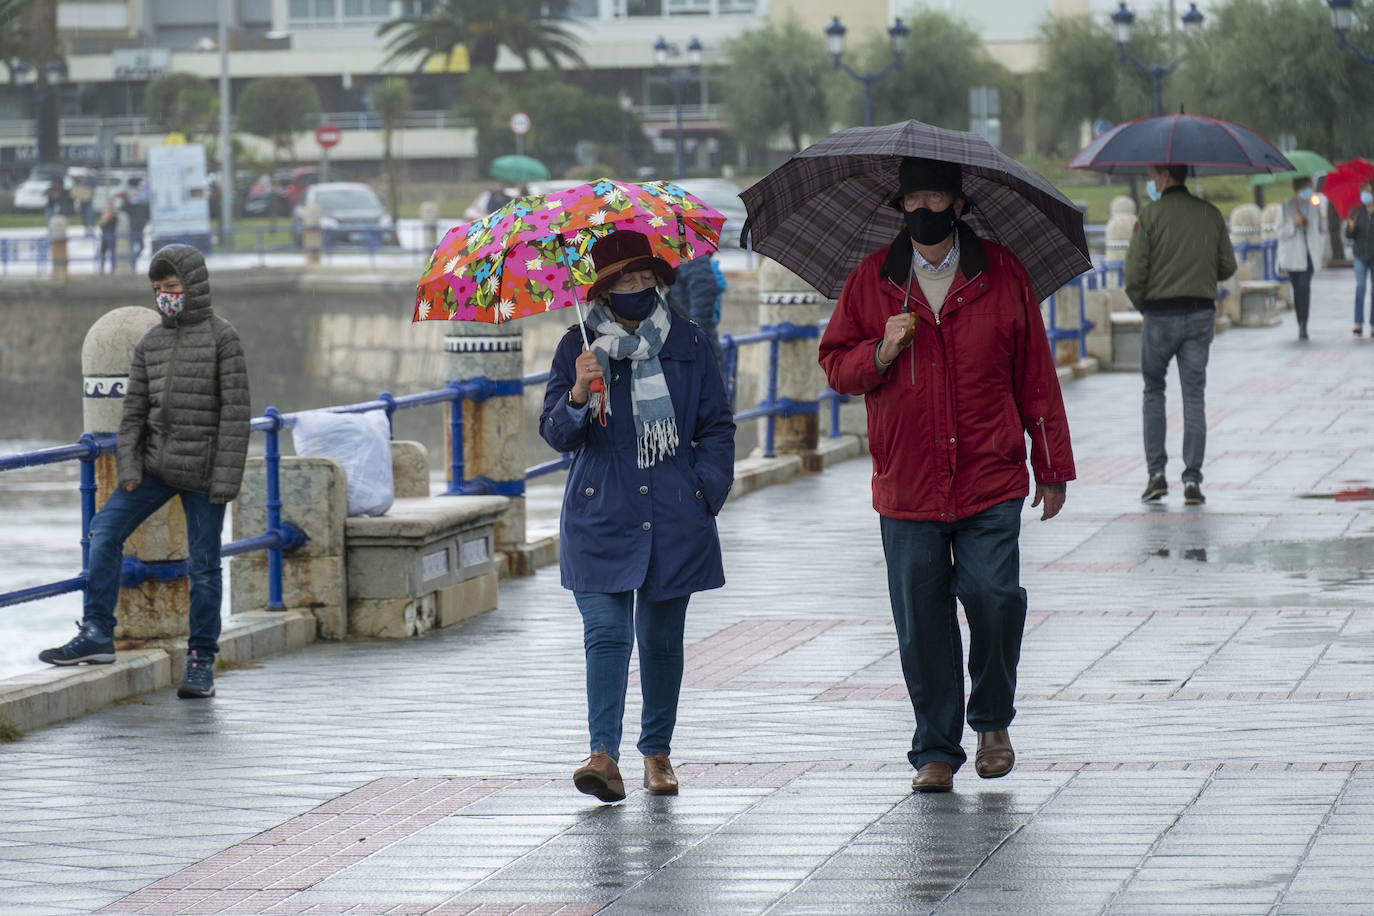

{"left": 587, "top": 297, "right": 678, "bottom": 468}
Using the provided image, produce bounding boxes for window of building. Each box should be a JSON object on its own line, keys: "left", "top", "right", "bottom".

{"left": 665, "top": 0, "right": 709, "bottom": 14}
{"left": 567, "top": 0, "right": 598, "bottom": 17}
{"left": 343, "top": 0, "right": 389, "bottom": 18}
{"left": 398, "top": 0, "right": 433, "bottom": 16}
{"left": 626, "top": 0, "right": 662, "bottom": 15}
{"left": 717, "top": 0, "right": 755, "bottom": 13}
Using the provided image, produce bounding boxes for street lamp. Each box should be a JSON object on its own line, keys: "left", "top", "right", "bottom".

{"left": 1111, "top": 2, "right": 1205, "bottom": 116}
{"left": 653, "top": 35, "right": 701, "bottom": 180}
{"left": 1328, "top": 0, "right": 1374, "bottom": 65}
{"left": 824, "top": 16, "right": 909, "bottom": 127}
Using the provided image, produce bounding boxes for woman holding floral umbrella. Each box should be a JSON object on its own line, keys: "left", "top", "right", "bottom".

{"left": 539, "top": 229, "right": 734, "bottom": 803}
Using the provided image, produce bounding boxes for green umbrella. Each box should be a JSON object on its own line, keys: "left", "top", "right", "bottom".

{"left": 1250, "top": 149, "right": 1334, "bottom": 186}
{"left": 489, "top": 154, "right": 550, "bottom": 184}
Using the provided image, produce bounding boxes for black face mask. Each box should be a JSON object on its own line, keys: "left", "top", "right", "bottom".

{"left": 904, "top": 206, "right": 958, "bottom": 246}
{"left": 607, "top": 285, "right": 659, "bottom": 321}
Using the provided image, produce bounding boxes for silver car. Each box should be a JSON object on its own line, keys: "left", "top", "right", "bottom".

{"left": 291, "top": 182, "right": 398, "bottom": 247}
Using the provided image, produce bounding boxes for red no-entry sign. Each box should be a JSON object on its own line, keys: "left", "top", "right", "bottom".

{"left": 314, "top": 123, "right": 342, "bottom": 149}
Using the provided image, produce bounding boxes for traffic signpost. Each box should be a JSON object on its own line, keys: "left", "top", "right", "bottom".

{"left": 315, "top": 122, "right": 341, "bottom": 182}
{"left": 510, "top": 111, "right": 531, "bottom": 156}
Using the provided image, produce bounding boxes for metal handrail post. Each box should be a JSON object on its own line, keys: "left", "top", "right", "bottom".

{"left": 763, "top": 335, "right": 780, "bottom": 458}
{"left": 263, "top": 406, "right": 285, "bottom": 611}
{"left": 447, "top": 381, "right": 465, "bottom": 495}
{"left": 78, "top": 433, "right": 99, "bottom": 576}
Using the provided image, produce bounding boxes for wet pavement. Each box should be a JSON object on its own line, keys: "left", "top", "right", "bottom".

{"left": 3, "top": 270, "right": 1374, "bottom": 914}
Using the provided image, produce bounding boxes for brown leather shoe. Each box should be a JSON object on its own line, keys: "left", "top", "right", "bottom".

{"left": 975, "top": 729, "right": 1015, "bottom": 779}
{"left": 573, "top": 751, "right": 626, "bottom": 802}
{"left": 643, "top": 753, "right": 679, "bottom": 795}
{"left": 911, "top": 761, "right": 953, "bottom": 793}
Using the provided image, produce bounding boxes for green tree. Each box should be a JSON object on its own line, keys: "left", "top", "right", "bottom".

{"left": 718, "top": 17, "right": 832, "bottom": 156}
{"left": 0, "top": 0, "right": 34, "bottom": 84}
{"left": 1189, "top": 0, "right": 1374, "bottom": 160}
{"left": 843, "top": 9, "right": 1015, "bottom": 136}
{"left": 235, "top": 76, "right": 323, "bottom": 165}
{"left": 144, "top": 72, "right": 219, "bottom": 140}
{"left": 1034, "top": 10, "right": 1193, "bottom": 155}
{"left": 373, "top": 77, "right": 413, "bottom": 221}
{"left": 378, "top": 0, "right": 584, "bottom": 72}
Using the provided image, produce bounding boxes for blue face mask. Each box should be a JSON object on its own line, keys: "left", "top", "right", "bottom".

{"left": 1145, "top": 180, "right": 1161, "bottom": 202}
{"left": 607, "top": 285, "right": 659, "bottom": 321}
{"left": 1362, "top": 191, "right": 1374, "bottom": 207}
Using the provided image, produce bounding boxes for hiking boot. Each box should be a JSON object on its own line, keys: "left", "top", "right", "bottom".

{"left": 1140, "top": 474, "right": 1168, "bottom": 502}
{"left": 1183, "top": 482, "right": 1206, "bottom": 506}
{"left": 177, "top": 651, "right": 216, "bottom": 699}
{"left": 38, "top": 621, "right": 115, "bottom": 666}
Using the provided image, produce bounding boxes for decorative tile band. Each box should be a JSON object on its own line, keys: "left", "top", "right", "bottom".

{"left": 444, "top": 336, "right": 523, "bottom": 354}
{"left": 84, "top": 375, "right": 129, "bottom": 398}
{"left": 760, "top": 292, "right": 820, "bottom": 305}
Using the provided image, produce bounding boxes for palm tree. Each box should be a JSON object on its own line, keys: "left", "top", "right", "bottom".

{"left": 372, "top": 77, "right": 413, "bottom": 222}
{"left": 0, "top": 0, "right": 33, "bottom": 85}
{"left": 378, "top": 0, "right": 585, "bottom": 72}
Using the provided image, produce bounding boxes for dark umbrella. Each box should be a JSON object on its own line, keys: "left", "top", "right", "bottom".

{"left": 1068, "top": 113, "right": 1294, "bottom": 177}
{"left": 739, "top": 120, "right": 1092, "bottom": 302}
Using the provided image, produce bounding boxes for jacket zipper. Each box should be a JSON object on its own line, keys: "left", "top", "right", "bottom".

{"left": 1037, "top": 417, "right": 1052, "bottom": 470}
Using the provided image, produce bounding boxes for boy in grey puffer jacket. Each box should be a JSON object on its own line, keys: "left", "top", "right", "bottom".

{"left": 39, "top": 244, "right": 250, "bottom": 699}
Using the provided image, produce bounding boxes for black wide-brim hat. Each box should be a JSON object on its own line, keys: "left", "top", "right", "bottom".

{"left": 888, "top": 157, "right": 965, "bottom": 210}
{"left": 586, "top": 229, "right": 676, "bottom": 302}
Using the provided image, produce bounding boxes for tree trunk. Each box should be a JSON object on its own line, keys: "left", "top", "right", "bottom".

{"left": 384, "top": 128, "right": 398, "bottom": 223}
{"left": 31, "top": 0, "right": 58, "bottom": 163}
{"left": 1325, "top": 118, "right": 1345, "bottom": 261}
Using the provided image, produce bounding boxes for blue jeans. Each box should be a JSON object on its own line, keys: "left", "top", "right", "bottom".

{"left": 1142, "top": 310, "right": 1215, "bottom": 485}
{"left": 574, "top": 590, "right": 690, "bottom": 760}
{"left": 880, "top": 499, "right": 1027, "bottom": 774}
{"left": 1355, "top": 259, "right": 1372, "bottom": 326}
{"left": 84, "top": 474, "right": 227, "bottom": 656}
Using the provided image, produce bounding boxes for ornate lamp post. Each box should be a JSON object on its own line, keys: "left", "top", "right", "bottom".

{"left": 824, "top": 16, "right": 909, "bottom": 127}
{"left": 1111, "top": 2, "right": 1205, "bottom": 116}
{"left": 1328, "top": 0, "right": 1374, "bottom": 64}
{"left": 653, "top": 35, "right": 702, "bottom": 180}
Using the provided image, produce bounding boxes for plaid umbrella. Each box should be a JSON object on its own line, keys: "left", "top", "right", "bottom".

{"left": 1068, "top": 113, "right": 1294, "bottom": 177}
{"left": 739, "top": 120, "right": 1092, "bottom": 303}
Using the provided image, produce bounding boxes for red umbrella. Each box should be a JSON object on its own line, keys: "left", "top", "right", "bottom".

{"left": 1321, "top": 158, "right": 1374, "bottom": 219}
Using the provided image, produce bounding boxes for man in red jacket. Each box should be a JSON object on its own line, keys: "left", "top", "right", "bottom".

{"left": 819, "top": 157, "right": 1076, "bottom": 793}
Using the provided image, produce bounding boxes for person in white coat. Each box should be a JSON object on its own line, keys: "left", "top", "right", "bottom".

{"left": 1277, "top": 177, "right": 1327, "bottom": 341}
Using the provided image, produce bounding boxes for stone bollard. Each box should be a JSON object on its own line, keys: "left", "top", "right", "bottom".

{"left": 1261, "top": 202, "right": 1290, "bottom": 307}
{"left": 48, "top": 214, "right": 68, "bottom": 286}
{"left": 444, "top": 322, "right": 527, "bottom": 559}
{"left": 1105, "top": 195, "right": 1136, "bottom": 265}
{"left": 756, "top": 258, "right": 822, "bottom": 467}
{"left": 420, "top": 201, "right": 440, "bottom": 253}
{"left": 303, "top": 202, "right": 323, "bottom": 266}
{"left": 1229, "top": 203, "right": 1262, "bottom": 279}
{"left": 82, "top": 306, "right": 191, "bottom": 643}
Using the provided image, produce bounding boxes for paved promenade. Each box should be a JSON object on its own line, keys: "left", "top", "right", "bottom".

{"left": 4, "top": 271, "right": 1374, "bottom": 915}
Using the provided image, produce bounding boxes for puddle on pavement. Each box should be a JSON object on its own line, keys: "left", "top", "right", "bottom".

{"left": 1146, "top": 536, "right": 1374, "bottom": 595}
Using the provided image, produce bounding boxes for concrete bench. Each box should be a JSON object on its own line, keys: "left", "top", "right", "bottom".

{"left": 1108, "top": 311, "right": 1143, "bottom": 372}
{"left": 231, "top": 441, "right": 508, "bottom": 640}
{"left": 1236, "top": 281, "right": 1281, "bottom": 328}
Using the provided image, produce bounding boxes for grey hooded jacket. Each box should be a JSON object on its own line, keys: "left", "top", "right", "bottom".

{"left": 116, "top": 244, "right": 251, "bottom": 501}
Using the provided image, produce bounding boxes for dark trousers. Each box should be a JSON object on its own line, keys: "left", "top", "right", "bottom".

{"left": 1290, "top": 255, "right": 1314, "bottom": 332}
{"left": 880, "top": 499, "right": 1027, "bottom": 773}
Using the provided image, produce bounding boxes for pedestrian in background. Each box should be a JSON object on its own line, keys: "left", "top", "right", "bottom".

{"left": 1125, "top": 163, "right": 1236, "bottom": 506}
{"left": 1344, "top": 179, "right": 1374, "bottom": 336}
{"left": 97, "top": 199, "right": 119, "bottom": 274}
{"left": 1277, "top": 176, "right": 1326, "bottom": 341}
{"left": 819, "top": 157, "right": 1075, "bottom": 794}
{"left": 38, "top": 245, "right": 250, "bottom": 699}
{"left": 540, "top": 230, "right": 735, "bottom": 803}
{"left": 123, "top": 180, "right": 150, "bottom": 270}
{"left": 668, "top": 252, "right": 726, "bottom": 373}
{"left": 71, "top": 174, "right": 94, "bottom": 237}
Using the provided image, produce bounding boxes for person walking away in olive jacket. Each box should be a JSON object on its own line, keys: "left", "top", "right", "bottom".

{"left": 39, "top": 244, "right": 251, "bottom": 699}
{"left": 1344, "top": 180, "right": 1374, "bottom": 336}
{"left": 1125, "top": 163, "right": 1236, "bottom": 507}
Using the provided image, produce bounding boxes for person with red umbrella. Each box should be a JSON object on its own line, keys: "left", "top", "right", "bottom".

{"left": 1344, "top": 179, "right": 1374, "bottom": 336}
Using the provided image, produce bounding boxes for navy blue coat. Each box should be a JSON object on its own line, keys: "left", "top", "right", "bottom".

{"left": 540, "top": 311, "right": 735, "bottom": 600}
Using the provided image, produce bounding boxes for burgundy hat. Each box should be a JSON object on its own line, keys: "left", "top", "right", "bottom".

{"left": 585, "top": 230, "right": 675, "bottom": 302}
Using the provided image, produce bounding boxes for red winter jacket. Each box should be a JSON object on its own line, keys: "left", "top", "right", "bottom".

{"left": 819, "top": 230, "right": 1075, "bottom": 522}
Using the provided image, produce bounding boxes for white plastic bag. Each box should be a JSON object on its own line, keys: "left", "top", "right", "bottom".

{"left": 291, "top": 410, "right": 394, "bottom": 517}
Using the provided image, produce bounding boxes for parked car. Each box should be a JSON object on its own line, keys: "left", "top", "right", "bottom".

{"left": 246, "top": 167, "right": 345, "bottom": 218}
{"left": 11, "top": 163, "right": 70, "bottom": 212}
{"left": 208, "top": 170, "right": 256, "bottom": 219}
{"left": 673, "top": 178, "right": 748, "bottom": 249}
{"left": 291, "top": 182, "right": 398, "bottom": 248}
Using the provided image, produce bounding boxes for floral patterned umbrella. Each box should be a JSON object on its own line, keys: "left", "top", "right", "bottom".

{"left": 413, "top": 179, "right": 725, "bottom": 326}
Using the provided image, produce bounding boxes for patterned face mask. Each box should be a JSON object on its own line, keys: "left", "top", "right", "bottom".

{"left": 154, "top": 291, "right": 184, "bottom": 318}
